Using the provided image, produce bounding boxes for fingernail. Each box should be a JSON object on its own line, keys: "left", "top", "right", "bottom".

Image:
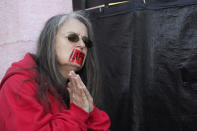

{"left": 69, "top": 71, "right": 74, "bottom": 75}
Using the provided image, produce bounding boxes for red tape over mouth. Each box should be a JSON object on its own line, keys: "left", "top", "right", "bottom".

{"left": 69, "top": 49, "right": 85, "bottom": 66}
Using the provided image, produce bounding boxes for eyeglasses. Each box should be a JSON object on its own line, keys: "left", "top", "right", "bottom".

{"left": 66, "top": 33, "right": 93, "bottom": 48}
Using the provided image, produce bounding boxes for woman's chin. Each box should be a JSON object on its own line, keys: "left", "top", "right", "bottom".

{"left": 68, "top": 63, "right": 83, "bottom": 71}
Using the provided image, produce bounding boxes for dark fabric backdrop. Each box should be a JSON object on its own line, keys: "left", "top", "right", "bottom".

{"left": 73, "top": 0, "right": 127, "bottom": 11}
{"left": 85, "top": 0, "right": 197, "bottom": 131}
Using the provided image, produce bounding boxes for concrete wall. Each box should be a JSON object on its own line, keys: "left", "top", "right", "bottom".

{"left": 0, "top": 0, "right": 72, "bottom": 80}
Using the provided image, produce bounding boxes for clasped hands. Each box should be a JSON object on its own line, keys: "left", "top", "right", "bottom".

{"left": 67, "top": 71, "right": 94, "bottom": 113}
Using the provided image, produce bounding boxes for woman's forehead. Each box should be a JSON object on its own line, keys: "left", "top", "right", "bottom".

{"left": 60, "top": 18, "right": 88, "bottom": 36}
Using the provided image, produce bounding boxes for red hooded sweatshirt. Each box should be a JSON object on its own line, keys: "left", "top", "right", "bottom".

{"left": 0, "top": 53, "right": 110, "bottom": 131}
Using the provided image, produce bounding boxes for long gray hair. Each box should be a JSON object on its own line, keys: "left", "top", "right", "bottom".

{"left": 35, "top": 11, "right": 100, "bottom": 109}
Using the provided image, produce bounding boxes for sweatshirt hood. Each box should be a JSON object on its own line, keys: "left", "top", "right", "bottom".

{"left": 0, "top": 53, "right": 37, "bottom": 90}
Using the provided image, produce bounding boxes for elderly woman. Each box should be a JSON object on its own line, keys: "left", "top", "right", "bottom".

{"left": 0, "top": 11, "right": 110, "bottom": 131}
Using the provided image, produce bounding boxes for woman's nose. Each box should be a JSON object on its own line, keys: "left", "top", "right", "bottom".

{"left": 77, "top": 39, "right": 86, "bottom": 48}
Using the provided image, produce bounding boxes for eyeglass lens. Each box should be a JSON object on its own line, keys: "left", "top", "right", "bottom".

{"left": 67, "top": 33, "right": 93, "bottom": 48}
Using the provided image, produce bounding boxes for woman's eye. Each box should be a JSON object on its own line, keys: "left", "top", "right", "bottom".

{"left": 67, "top": 34, "right": 79, "bottom": 42}
{"left": 83, "top": 37, "right": 93, "bottom": 48}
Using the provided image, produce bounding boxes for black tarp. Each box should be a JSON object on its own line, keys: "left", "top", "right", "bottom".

{"left": 84, "top": 0, "right": 197, "bottom": 131}
{"left": 72, "top": 0, "right": 127, "bottom": 11}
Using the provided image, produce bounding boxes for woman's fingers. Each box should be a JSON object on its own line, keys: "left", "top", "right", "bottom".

{"left": 74, "top": 74, "right": 94, "bottom": 112}
{"left": 67, "top": 71, "right": 90, "bottom": 112}
{"left": 75, "top": 75, "right": 93, "bottom": 102}
{"left": 69, "top": 71, "right": 86, "bottom": 97}
{"left": 68, "top": 72, "right": 78, "bottom": 93}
